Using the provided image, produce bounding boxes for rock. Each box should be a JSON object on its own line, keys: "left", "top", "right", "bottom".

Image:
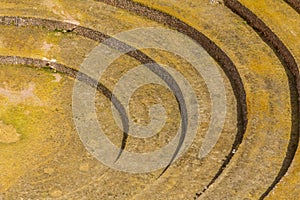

{"left": 43, "top": 167, "right": 55, "bottom": 175}
{"left": 0, "top": 121, "right": 20, "bottom": 144}
{"left": 79, "top": 163, "right": 90, "bottom": 172}
{"left": 49, "top": 189, "right": 63, "bottom": 198}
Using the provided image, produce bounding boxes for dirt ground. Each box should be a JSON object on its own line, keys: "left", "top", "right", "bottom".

{"left": 0, "top": 0, "right": 299, "bottom": 199}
